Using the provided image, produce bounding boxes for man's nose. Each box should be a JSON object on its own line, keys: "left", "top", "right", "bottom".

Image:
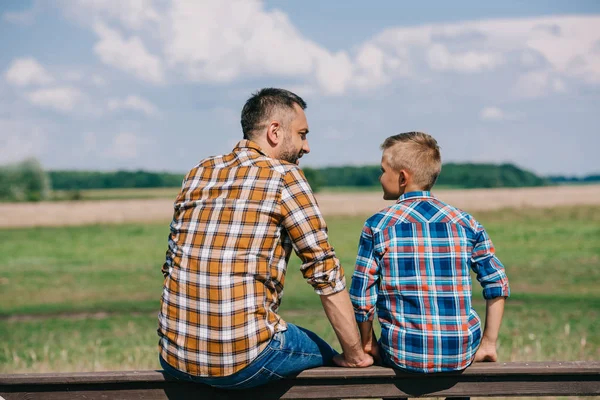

{"left": 302, "top": 141, "right": 310, "bottom": 154}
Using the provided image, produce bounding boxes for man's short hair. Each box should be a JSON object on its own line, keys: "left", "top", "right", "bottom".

{"left": 381, "top": 132, "right": 442, "bottom": 190}
{"left": 241, "top": 88, "right": 307, "bottom": 139}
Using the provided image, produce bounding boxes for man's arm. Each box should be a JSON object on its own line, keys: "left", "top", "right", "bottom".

{"left": 280, "top": 169, "right": 371, "bottom": 367}
{"left": 321, "top": 291, "right": 373, "bottom": 367}
{"left": 348, "top": 222, "right": 380, "bottom": 361}
{"left": 474, "top": 297, "right": 506, "bottom": 362}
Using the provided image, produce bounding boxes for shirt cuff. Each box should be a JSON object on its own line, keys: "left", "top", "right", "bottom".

{"left": 311, "top": 276, "right": 346, "bottom": 296}
{"left": 354, "top": 308, "right": 375, "bottom": 322}
{"left": 483, "top": 284, "right": 510, "bottom": 300}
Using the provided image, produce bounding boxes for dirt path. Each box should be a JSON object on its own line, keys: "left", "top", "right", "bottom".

{"left": 1, "top": 185, "right": 599, "bottom": 228}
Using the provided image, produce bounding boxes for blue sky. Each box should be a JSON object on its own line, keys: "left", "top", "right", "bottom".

{"left": 1, "top": 1, "right": 599, "bottom": 176}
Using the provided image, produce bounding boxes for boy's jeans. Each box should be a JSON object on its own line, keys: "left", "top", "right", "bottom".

{"left": 379, "top": 345, "right": 470, "bottom": 400}
{"left": 159, "top": 323, "right": 337, "bottom": 389}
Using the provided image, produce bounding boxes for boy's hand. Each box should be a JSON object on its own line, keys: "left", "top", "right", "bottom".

{"left": 474, "top": 337, "right": 498, "bottom": 362}
{"left": 333, "top": 352, "right": 374, "bottom": 368}
{"left": 364, "top": 336, "right": 382, "bottom": 365}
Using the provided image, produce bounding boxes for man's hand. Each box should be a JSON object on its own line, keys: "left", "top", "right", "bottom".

{"left": 474, "top": 337, "right": 498, "bottom": 362}
{"left": 333, "top": 352, "right": 373, "bottom": 368}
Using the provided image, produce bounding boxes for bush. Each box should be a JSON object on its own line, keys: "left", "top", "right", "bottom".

{"left": 0, "top": 158, "right": 51, "bottom": 202}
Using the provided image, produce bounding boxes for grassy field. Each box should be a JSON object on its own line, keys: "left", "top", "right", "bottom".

{"left": 1, "top": 205, "right": 598, "bottom": 373}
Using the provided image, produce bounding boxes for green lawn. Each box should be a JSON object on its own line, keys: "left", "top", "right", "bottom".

{"left": 1, "top": 205, "right": 598, "bottom": 372}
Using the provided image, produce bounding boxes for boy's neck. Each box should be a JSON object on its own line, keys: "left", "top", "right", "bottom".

{"left": 402, "top": 183, "right": 429, "bottom": 195}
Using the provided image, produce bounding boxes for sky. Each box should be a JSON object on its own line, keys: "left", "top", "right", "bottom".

{"left": 1, "top": 0, "right": 599, "bottom": 176}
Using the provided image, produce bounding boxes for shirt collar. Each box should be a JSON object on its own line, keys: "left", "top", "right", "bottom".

{"left": 397, "top": 191, "right": 434, "bottom": 203}
{"left": 234, "top": 139, "right": 269, "bottom": 157}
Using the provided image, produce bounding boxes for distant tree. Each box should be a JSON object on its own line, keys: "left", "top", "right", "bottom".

{"left": 302, "top": 167, "right": 325, "bottom": 193}
{"left": 0, "top": 158, "right": 51, "bottom": 202}
{"left": 48, "top": 170, "right": 185, "bottom": 190}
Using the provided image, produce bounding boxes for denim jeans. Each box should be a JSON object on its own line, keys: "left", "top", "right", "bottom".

{"left": 379, "top": 344, "right": 470, "bottom": 400}
{"left": 160, "top": 323, "right": 337, "bottom": 390}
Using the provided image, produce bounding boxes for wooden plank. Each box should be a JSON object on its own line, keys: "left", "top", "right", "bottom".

{"left": 1, "top": 362, "right": 599, "bottom": 399}
{"left": 1, "top": 378, "right": 600, "bottom": 399}
{"left": 2, "top": 361, "right": 599, "bottom": 386}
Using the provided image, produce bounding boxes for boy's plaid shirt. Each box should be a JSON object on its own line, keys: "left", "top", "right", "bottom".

{"left": 158, "top": 140, "right": 345, "bottom": 377}
{"left": 350, "top": 191, "right": 510, "bottom": 373}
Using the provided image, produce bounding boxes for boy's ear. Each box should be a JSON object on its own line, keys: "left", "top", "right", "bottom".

{"left": 398, "top": 170, "right": 409, "bottom": 188}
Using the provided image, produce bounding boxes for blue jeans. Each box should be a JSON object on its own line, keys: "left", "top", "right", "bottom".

{"left": 160, "top": 323, "right": 337, "bottom": 389}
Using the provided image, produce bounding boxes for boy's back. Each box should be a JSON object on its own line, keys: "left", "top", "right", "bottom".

{"left": 351, "top": 190, "right": 510, "bottom": 372}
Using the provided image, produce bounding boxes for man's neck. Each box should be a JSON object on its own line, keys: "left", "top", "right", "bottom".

{"left": 249, "top": 137, "right": 278, "bottom": 159}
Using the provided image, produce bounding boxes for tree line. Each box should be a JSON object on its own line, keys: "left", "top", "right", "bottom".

{"left": 2, "top": 158, "right": 599, "bottom": 202}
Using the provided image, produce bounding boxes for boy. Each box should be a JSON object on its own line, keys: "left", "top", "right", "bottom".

{"left": 347, "top": 132, "right": 509, "bottom": 374}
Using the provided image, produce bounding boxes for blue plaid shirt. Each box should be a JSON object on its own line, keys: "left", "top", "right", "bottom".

{"left": 350, "top": 191, "right": 510, "bottom": 373}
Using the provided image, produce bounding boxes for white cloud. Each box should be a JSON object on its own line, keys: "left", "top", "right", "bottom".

{"left": 480, "top": 107, "right": 507, "bottom": 121}
{"left": 93, "top": 22, "right": 164, "bottom": 84}
{"left": 91, "top": 74, "right": 107, "bottom": 87}
{"left": 63, "top": 0, "right": 161, "bottom": 30}
{"left": 108, "top": 95, "right": 159, "bottom": 117}
{"left": 4, "top": 58, "right": 54, "bottom": 87}
{"left": 2, "top": 2, "right": 41, "bottom": 25}
{"left": 359, "top": 16, "right": 600, "bottom": 90}
{"left": 55, "top": 2, "right": 600, "bottom": 95}
{"left": 160, "top": 0, "right": 355, "bottom": 94}
{"left": 426, "top": 44, "right": 503, "bottom": 73}
{"left": 514, "top": 70, "right": 567, "bottom": 98}
{"left": 0, "top": 120, "right": 47, "bottom": 164}
{"left": 106, "top": 132, "right": 147, "bottom": 159}
{"left": 82, "top": 132, "right": 97, "bottom": 153}
{"left": 26, "top": 87, "right": 85, "bottom": 113}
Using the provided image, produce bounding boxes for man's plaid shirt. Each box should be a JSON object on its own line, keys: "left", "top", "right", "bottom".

{"left": 350, "top": 191, "right": 510, "bottom": 373}
{"left": 158, "top": 140, "right": 345, "bottom": 377}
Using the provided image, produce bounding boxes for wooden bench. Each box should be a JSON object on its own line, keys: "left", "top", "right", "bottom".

{"left": 1, "top": 361, "right": 599, "bottom": 399}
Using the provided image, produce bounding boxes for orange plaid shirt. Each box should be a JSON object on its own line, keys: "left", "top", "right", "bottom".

{"left": 158, "top": 140, "right": 345, "bottom": 377}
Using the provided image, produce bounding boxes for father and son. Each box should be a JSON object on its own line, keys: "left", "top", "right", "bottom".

{"left": 158, "top": 88, "right": 510, "bottom": 389}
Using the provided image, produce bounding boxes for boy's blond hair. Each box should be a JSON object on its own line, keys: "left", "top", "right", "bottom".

{"left": 381, "top": 132, "right": 442, "bottom": 191}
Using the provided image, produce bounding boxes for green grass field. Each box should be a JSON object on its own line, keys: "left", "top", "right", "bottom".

{"left": 1, "top": 206, "right": 598, "bottom": 373}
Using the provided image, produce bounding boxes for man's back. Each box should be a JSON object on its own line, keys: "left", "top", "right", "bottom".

{"left": 159, "top": 139, "right": 345, "bottom": 377}
{"left": 350, "top": 191, "right": 510, "bottom": 373}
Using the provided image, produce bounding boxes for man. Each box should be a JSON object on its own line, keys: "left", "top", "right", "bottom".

{"left": 158, "top": 88, "right": 372, "bottom": 389}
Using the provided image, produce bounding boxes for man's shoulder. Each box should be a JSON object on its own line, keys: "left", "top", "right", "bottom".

{"left": 193, "top": 150, "right": 299, "bottom": 176}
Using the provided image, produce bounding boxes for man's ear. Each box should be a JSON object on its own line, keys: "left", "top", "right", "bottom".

{"left": 266, "top": 121, "right": 281, "bottom": 146}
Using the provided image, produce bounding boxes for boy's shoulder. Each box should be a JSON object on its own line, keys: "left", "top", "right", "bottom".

{"left": 365, "top": 195, "right": 483, "bottom": 234}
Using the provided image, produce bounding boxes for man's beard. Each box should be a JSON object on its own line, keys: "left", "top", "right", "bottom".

{"left": 279, "top": 135, "right": 303, "bottom": 164}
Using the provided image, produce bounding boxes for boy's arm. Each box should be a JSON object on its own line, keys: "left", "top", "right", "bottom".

{"left": 470, "top": 223, "right": 510, "bottom": 300}
{"left": 358, "top": 320, "right": 381, "bottom": 363}
{"left": 470, "top": 222, "right": 510, "bottom": 362}
{"left": 474, "top": 297, "right": 505, "bottom": 362}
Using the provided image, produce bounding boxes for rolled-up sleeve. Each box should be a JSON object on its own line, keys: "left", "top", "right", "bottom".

{"left": 280, "top": 168, "right": 345, "bottom": 295}
{"left": 350, "top": 222, "right": 379, "bottom": 322}
{"left": 470, "top": 223, "right": 510, "bottom": 299}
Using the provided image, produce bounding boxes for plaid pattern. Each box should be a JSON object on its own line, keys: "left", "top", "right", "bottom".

{"left": 350, "top": 191, "right": 509, "bottom": 373}
{"left": 158, "top": 140, "right": 345, "bottom": 377}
